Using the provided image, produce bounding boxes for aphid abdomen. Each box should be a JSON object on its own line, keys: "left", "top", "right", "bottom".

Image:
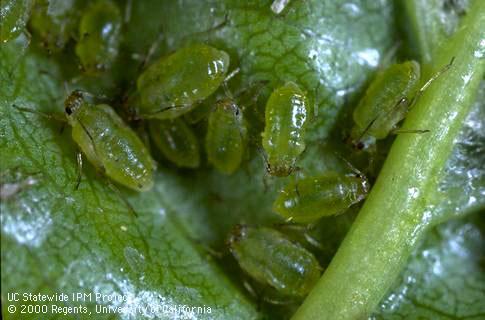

{"left": 262, "top": 82, "right": 309, "bottom": 176}
{"left": 136, "top": 44, "right": 230, "bottom": 119}
{"left": 206, "top": 99, "right": 247, "bottom": 174}
{"left": 149, "top": 118, "right": 200, "bottom": 168}
{"left": 229, "top": 226, "right": 321, "bottom": 298}
{"left": 352, "top": 61, "right": 421, "bottom": 140}
{"left": 0, "top": 0, "right": 33, "bottom": 43}
{"left": 70, "top": 104, "right": 154, "bottom": 191}
{"left": 75, "top": 0, "right": 122, "bottom": 73}
{"left": 273, "top": 173, "right": 368, "bottom": 223}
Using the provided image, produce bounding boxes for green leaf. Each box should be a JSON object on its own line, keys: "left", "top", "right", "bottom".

{"left": 372, "top": 212, "right": 485, "bottom": 319}
{"left": 1, "top": 1, "right": 484, "bottom": 319}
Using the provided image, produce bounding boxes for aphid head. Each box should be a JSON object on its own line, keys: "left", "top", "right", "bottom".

{"left": 266, "top": 163, "right": 292, "bottom": 177}
{"left": 64, "top": 90, "right": 85, "bottom": 116}
{"left": 227, "top": 224, "right": 248, "bottom": 249}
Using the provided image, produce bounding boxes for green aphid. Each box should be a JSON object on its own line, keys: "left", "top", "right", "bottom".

{"left": 262, "top": 82, "right": 310, "bottom": 176}
{"left": 75, "top": 0, "right": 122, "bottom": 74}
{"left": 273, "top": 172, "right": 369, "bottom": 223}
{"left": 29, "top": 0, "right": 81, "bottom": 53}
{"left": 16, "top": 91, "right": 155, "bottom": 192}
{"left": 136, "top": 44, "right": 230, "bottom": 119}
{"left": 206, "top": 98, "right": 247, "bottom": 175}
{"left": 0, "top": 0, "right": 34, "bottom": 43}
{"left": 352, "top": 61, "right": 421, "bottom": 142}
{"left": 64, "top": 91, "right": 155, "bottom": 191}
{"left": 228, "top": 225, "right": 322, "bottom": 298}
{"left": 351, "top": 59, "right": 453, "bottom": 148}
{"left": 148, "top": 118, "right": 200, "bottom": 169}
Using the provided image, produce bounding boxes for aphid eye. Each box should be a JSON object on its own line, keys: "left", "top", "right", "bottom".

{"left": 65, "top": 107, "right": 72, "bottom": 115}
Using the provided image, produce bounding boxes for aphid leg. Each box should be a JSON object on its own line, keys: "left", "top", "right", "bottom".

{"left": 242, "top": 280, "right": 262, "bottom": 309}
{"left": 257, "top": 146, "right": 271, "bottom": 191}
{"left": 262, "top": 170, "right": 271, "bottom": 193}
{"left": 58, "top": 123, "right": 67, "bottom": 135}
{"left": 391, "top": 129, "right": 430, "bottom": 135}
{"left": 302, "top": 232, "right": 324, "bottom": 250}
{"left": 260, "top": 287, "right": 297, "bottom": 305}
{"left": 353, "top": 96, "right": 408, "bottom": 147}
{"left": 312, "top": 83, "right": 320, "bottom": 120}
{"left": 409, "top": 57, "right": 455, "bottom": 108}
{"left": 12, "top": 104, "right": 66, "bottom": 122}
{"left": 106, "top": 181, "right": 138, "bottom": 218}
{"left": 291, "top": 168, "right": 304, "bottom": 199}
{"left": 224, "top": 68, "right": 241, "bottom": 85}
{"left": 75, "top": 151, "right": 83, "bottom": 190}
{"left": 218, "top": 68, "right": 241, "bottom": 102}
{"left": 190, "top": 238, "right": 225, "bottom": 259}
{"left": 274, "top": 222, "right": 322, "bottom": 249}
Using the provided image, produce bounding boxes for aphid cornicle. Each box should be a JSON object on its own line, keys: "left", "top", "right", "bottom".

{"left": 136, "top": 44, "right": 230, "bottom": 119}
{"left": 206, "top": 98, "right": 248, "bottom": 175}
{"left": 15, "top": 91, "right": 155, "bottom": 192}
{"left": 262, "top": 82, "right": 310, "bottom": 176}
{"left": 273, "top": 171, "right": 370, "bottom": 223}
{"left": 29, "top": 0, "right": 80, "bottom": 52}
{"left": 0, "top": 0, "right": 34, "bottom": 43}
{"left": 148, "top": 118, "right": 200, "bottom": 169}
{"left": 228, "top": 225, "right": 321, "bottom": 298}
{"left": 75, "top": 0, "right": 122, "bottom": 73}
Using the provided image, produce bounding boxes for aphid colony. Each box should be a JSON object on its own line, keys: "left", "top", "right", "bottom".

{"left": 4, "top": 0, "right": 452, "bottom": 302}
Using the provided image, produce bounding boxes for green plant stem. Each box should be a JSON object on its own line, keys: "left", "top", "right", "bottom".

{"left": 403, "top": 0, "right": 448, "bottom": 69}
{"left": 292, "top": 1, "right": 485, "bottom": 319}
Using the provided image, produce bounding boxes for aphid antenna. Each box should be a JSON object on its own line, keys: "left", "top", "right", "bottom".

{"left": 335, "top": 153, "right": 366, "bottom": 179}
{"left": 409, "top": 56, "right": 455, "bottom": 109}
{"left": 232, "top": 79, "right": 270, "bottom": 113}
{"left": 139, "top": 30, "right": 165, "bottom": 71}
{"left": 140, "top": 103, "right": 192, "bottom": 118}
{"left": 63, "top": 81, "right": 71, "bottom": 97}
{"left": 379, "top": 41, "right": 402, "bottom": 70}
{"left": 106, "top": 180, "right": 139, "bottom": 218}
{"left": 178, "top": 13, "right": 229, "bottom": 46}
{"left": 12, "top": 104, "right": 66, "bottom": 123}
